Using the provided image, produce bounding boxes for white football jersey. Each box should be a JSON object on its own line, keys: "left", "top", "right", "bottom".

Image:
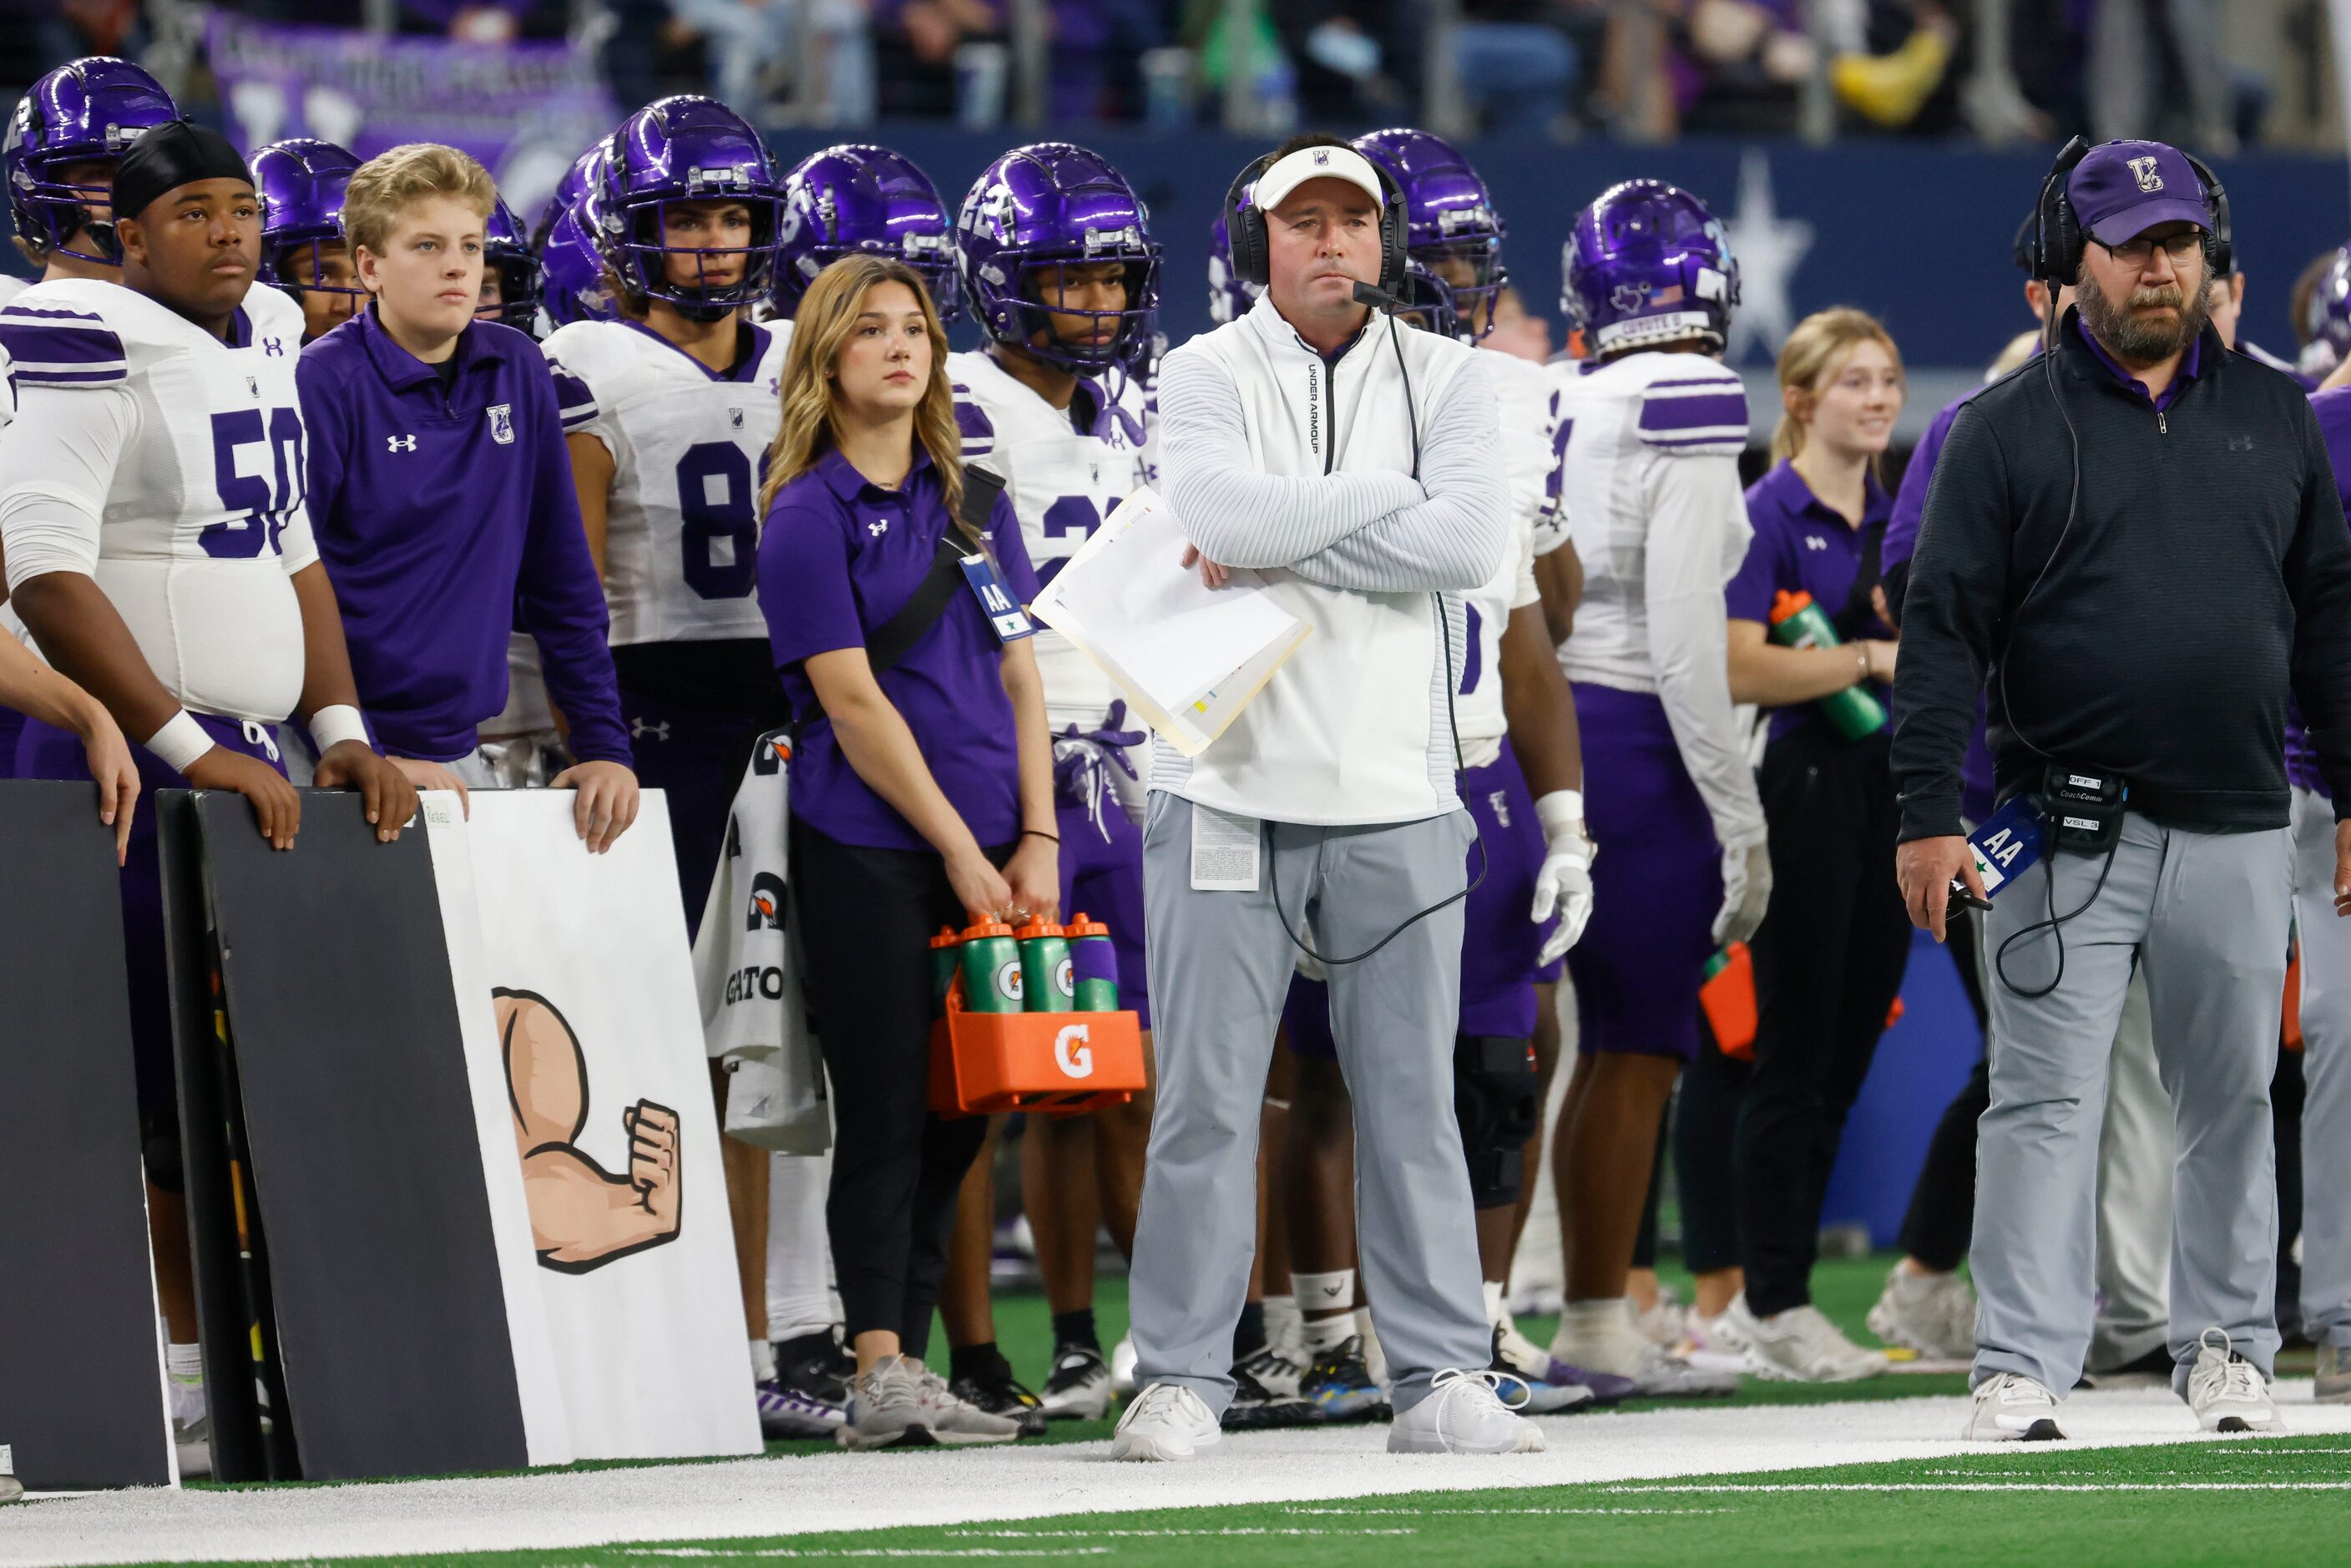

{"left": 948, "top": 347, "right": 1152, "bottom": 720}
{"left": 1454, "top": 513, "right": 1540, "bottom": 771}
{"left": 1485, "top": 349, "right": 1560, "bottom": 555}
{"left": 543, "top": 317, "right": 791, "bottom": 646}
{"left": 0, "top": 280, "right": 316, "bottom": 722}
{"left": 1545, "top": 350, "right": 1750, "bottom": 694}
{"left": 0, "top": 273, "right": 24, "bottom": 426}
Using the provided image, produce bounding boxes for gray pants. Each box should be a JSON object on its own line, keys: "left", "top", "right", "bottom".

{"left": 1128, "top": 792, "right": 1490, "bottom": 1415}
{"left": 2091, "top": 971, "right": 2174, "bottom": 1373}
{"left": 2293, "top": 787, "right": 2351, "bottom": 1351}
{"left": 1974, "top": 812, "right": 2288, "bottom": 1396}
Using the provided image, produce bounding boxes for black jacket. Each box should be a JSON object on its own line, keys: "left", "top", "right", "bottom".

{"left": 1892, "top": 311, "right": 2351, "bottom": 841}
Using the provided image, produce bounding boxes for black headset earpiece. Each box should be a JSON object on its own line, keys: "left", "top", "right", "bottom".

{"left": 2181, "top": 149, "right": 2233, "bottom": 279}
{"left": 1221, "top": 147, "right": 1408, "bottom": 295}
{"left": 1223, "top": 151, "right": 1278, "bottom": 291}
{"left": 2033, "top": 135, "right": 2093, "bottom": 288}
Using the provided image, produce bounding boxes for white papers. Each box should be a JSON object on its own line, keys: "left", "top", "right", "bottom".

{"left": 1189, "top": 803, "right": 1261, "bottom": 891}
{"left": 1029, "top": 488, "right": 1311, "bottom": 756}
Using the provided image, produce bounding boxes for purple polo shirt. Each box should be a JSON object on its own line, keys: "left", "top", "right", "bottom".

{"left": 2287, "top": 386, "right": 2351, "bottom": 797}
{"left": 2075, "top": 315, "right": 2202, "bottom": 411}
{"left": 298, "top": 308, "right": 631, "bottom": 766}
{"left": 1728, "top": 458, "right": 1895, "bottom": 744}
{"left": 1888, "top": 387, "right": 2000, "bottom": 822}
{"left": 759, "top": 445, "right": 1039, "bottom": 853}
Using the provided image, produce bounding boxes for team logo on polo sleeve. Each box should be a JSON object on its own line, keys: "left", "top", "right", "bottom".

{"left": 488, "top": 402, "right": 515, "bottom": 445}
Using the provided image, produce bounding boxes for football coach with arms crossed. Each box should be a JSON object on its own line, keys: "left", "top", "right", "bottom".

{"left": 1109, "top": 134, "right": 1538, "bottom": 1461}
{"left": 1895, "top": 138, "right": 2351, "bottom": 1442}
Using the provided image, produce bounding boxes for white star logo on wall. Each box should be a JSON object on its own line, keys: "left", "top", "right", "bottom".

{"left": 1722, "top": 150, "right": 1814, "bottom": 366}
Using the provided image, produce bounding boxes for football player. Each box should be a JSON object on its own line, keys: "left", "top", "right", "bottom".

{"left": 295, "top": 141, "right": 636, "bottom": 838}
{"left": 1540, "top": 180, "right": 1759, "bottom": 1396}
{"left": 0, "top": 120, "right": 417, "bottom": 1460}
{"left": 935, "top": 143, "right": 1160, "bottom": 1431}
{"left": 250, "top": 137, "right": 364, "bottom": 345}
{"left": 0, "top": 57, "right": 183, "bottom": 779}
{"left": 479, "top": 194, "right": 544, "bottom": 336}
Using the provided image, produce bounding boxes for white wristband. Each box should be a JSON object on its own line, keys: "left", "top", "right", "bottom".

{"left": 145, "top": 710, "right": 215, "bottom": 774}
{"left": 308, "top": 703, "right": 371, "bottom": 755}
{"left": 1534, "top": 789, "right": 1586, "bottom": 840}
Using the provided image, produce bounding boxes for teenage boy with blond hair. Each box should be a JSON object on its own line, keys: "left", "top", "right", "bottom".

{"left": 296, "top": 142, "right": 638, "bottom": 847}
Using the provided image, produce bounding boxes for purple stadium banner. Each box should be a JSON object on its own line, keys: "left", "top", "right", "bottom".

{"left": 203, "top": 12, "right": 616, "bottom": 220}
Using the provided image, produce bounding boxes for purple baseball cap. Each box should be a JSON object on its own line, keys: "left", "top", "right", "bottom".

{"left": 2068, "top": 140, "right": 2211, "bottom": 245}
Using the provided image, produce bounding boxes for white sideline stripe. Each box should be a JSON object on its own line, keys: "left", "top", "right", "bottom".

{"left": 1608, "top": 1481, "right": 2351, "bottom": 1493}
{"left": 7, "top": 1384, "right": 2351, "bottom": 1566}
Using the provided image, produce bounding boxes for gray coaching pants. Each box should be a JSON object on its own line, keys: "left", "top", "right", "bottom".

{"left": 1127, "top": 792, "right": 1492, "bottom": 1415}
{"left": 2291, "top": 788, "right": 2351, "bottom": 1352}
{"left": 1974, "top": 812, "right": 2288, "bottom": 1397}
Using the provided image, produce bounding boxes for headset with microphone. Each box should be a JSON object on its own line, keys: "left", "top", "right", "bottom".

{"left": 1216, "top": 144, "right": 1483, "bottom": 965}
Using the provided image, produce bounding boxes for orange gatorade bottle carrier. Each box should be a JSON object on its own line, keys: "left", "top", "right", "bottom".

{"left": 928, "top": 918, "right": 1145, "bottom": 1116}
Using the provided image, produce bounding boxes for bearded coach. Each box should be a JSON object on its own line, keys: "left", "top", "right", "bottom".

{"left": 1109, "top": 134, "right": 1535, "bottom": 1461}
{"left": 1894, "top": 139, "right": 2351, "bottom": 1441}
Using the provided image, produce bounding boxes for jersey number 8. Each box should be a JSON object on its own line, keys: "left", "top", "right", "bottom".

{"left": 676, "top": 442, "right": 760, "bottom": 599}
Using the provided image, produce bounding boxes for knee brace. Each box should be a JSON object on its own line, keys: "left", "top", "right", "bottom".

{"left": 1454, "top": 1033, "right": 1540, "bottom": 1207}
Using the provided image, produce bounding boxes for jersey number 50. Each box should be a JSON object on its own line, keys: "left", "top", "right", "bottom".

{"left": 204, "top": 407, "right": 303, "bottom": 559}
{"left": 676, "top": 442, "right": 759, "bottom": 599}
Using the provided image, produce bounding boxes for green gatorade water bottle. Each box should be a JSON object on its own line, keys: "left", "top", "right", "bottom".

{"left": 929, "top": 927, "right": 963, "bottom": 1009}
{"left": 1015, "top": 918, "right": 1074, "bottom": 1013}
{"left": 958, "top": 920, "right": 1024, "bottom": 1014}
{"left": 1768, "top": 589, "right": 1888, "bottom": 741}
{"left": 1066, "top": 912, "right": 1120, "bottom": 1013}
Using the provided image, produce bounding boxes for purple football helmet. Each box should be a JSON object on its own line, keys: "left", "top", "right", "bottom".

{"left": 594, "top": 95, "right": 782, "bottom": 319}
{"left": 771, "top": 144, "right": 960, "bottom": 321}
{"left": 1351, "top": 128, "right": 1504, "bottom": 341}
{"left": 251, "top": 138, "right": 363, "bottom": 300}
{"left": 956, "top": 143, "right": 1160, "bottom": 372}
{"left": 541, "top": 198, "right": 619, "bottom": 328}
{"left": 1391, "top": 259, "right": 1461, "bottom": 342}
{"left": 482, "top": 194, "right": 545, "bottom": 334}
{"left": 4, "top": 56, "right": 180, "bottom": 265}
{"left": 1206, "top": 204, "right": 1261, "bottom": 326}
{"left": 1563, "top": 180, "right": 1739, "bottom": 357}
{"left": 2303, "top": 247, "right": 2351, "bottom": 377}
{"left": 535, "top": 139, "right": 610, "bottom": 250}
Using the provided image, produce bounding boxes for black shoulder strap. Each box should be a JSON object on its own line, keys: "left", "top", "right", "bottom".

{"left": 863, "top": 465, "right": 1009, "bottom": 676}
{"left": 1830, "top": 518, "right": 1887, "bottom": 644}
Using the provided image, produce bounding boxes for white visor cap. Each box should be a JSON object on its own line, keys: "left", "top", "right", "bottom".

{"left": 1251, "top": 144, "right": 1387, "bottom": 215}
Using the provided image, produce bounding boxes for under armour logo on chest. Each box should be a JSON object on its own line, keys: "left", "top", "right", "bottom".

{"left": 1803, "top": 535, "right": 1829, "bottom": 551}
{"left": 387, "top": 434, "right": 417, "bottom": 453}
{"left": 262, "top": 337, "right": 285, "bottom": 357}
{"left": 632, "top": 717, "right": 670, "bottom": 742}
{"left": 868, "top": 518, "right": 889, "bottom": 537}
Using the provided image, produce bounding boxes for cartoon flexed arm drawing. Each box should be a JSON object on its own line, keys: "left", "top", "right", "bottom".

{"left": 497, "top": 989, "right": 684, "bottom": 1272}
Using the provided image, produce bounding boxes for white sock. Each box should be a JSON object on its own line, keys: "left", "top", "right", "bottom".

{"left": 1482, "top": 1278, "right": 1509, "bottom": 1327}
{"left": 1558, "top": 1297, "right": 1632, "bottom": 1343}
{"left": 1292, "top": 1268, "right": 1354, "bottom": 1318}
{"left": 750, "top": 1338, "right": 777, "bottom": 1383}
{"left": 766, "top": 1150, "right": 838, "bottom": 1343}
{"left": 166, "top": 1342, "right": 203, "bottom": 1384}
{"left": 1263, "top": 1292, "right": 1302, "bottom": 1357}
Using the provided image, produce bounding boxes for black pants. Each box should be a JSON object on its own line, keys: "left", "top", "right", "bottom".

{"left": 1675, "top": 1018, "right": 1752, "bottom": 1275}
{"left": 1732, "top": 725, "right": 1912, "bottom": 1316}
{"left": 791, "top": 819, "right": 1009, "bottom": 1358}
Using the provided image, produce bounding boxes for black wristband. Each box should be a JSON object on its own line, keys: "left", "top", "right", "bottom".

{"left": 1022, "top": 829, "right": 1059, "bottom": 843}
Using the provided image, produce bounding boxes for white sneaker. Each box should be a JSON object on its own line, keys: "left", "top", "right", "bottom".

{"left": 1727, "top": 1296, "right": 1889, "bottom": 1383}
{"left": 1551, "top": 1299, "right": 1741, "bottom": 1396}
{"left": 1109, "top": 1336, "right": 1138, "bottom": 1395}
{"left": 1110, "top": 1382, "right": 1222, "bottom": 1461}
{"left": 839, "top": 1355, "right": 930, "bottom": 1449}
{"left": 1389, "top": 1368, "right": 1547, "bottom": 1454}
{"left": 1867, "top": 1265, "right": 1977, "bottom": 1360}
{"left": 1635, "top": 1286, "right": 1690, "bottom": 1350}
{"left": 912, "top": 1365, "right": 1024, "bottom": 1446}
{"left": 0, "top": 1474, "right": 19, "bottom": 1505}
{"left": 2186, "top": 1327, "right": 2280, "bottom": 1434}
{"left": 1964, "top": 1373, "right": 2065, "bottom": 1441}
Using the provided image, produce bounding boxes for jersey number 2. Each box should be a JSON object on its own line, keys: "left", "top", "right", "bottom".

{"left": 676, "top": 443, "right": 758, "bottom": 599}
{"left": 204, "top": 407, "right": 302, "bottom": 559}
